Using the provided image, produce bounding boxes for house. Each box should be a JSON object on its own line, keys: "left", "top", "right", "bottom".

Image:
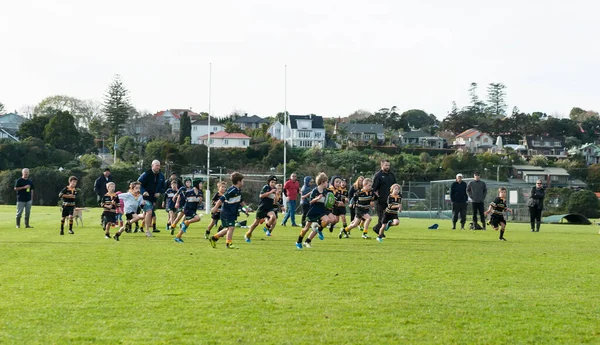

{"left": 287, "top": 114, "right": 326, "bottom": 148}
{"left": 198, "top": 131, "right": 251, "bottom": 149}
{"left": 334, "top": 123, "right": 384, "bottom": 144}
{"left": 191, "top": 120, "right": 225, "bottom": 144}
{"left": 522, "top": 136, "right": 567, "bottom": 159}
{"left": 267, "top": 121, "right": 290, "bottom": 141}
{"left": 569, "top": 143, "right": 600, "bottom": 165}
{"left": 399, "top": 129, "right": 446, "bottom": 149}
{"left": 510, "top": 165, "right": 570, "bottom": 187}
{"left": 0, "top": 113, "right": 28, "bottom": 130}
{"left": 0, "top": 127, "right": 19, "bottom": 142}
{"left": 452, "top": 128, "right": 494, "bottom": 153}
{"left": 233, "top": 114, "right": 269, "bottom": 130}
{"left": 153, "top": 109, "right": 200, "bottom": 134}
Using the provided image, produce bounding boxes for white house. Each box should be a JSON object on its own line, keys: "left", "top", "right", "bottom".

{"left": 287, "top": 115, "right": 326, "bottom": 148}
{"left": 452, "top": 128, "right": 494, "bottom": 153}
{"left": 0, "top": 113, "right": 28, "bottom": 130}
{"left": 267, "top": 121, "right": 290, "bottom": 140}
{"left": 569, "top": 143, "right": 600, "bottom": 165}
{"left": 198, "top": 131, "right": 251, "bottom": 149}
{"left": 191, "top": 120, "right": 225, "bottom": 144}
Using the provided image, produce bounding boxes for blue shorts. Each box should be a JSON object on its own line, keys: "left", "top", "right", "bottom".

{"left": 142, "top": 202, "right": 154, "bottom": 212}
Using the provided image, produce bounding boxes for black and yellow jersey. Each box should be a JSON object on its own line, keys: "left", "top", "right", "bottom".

{"left": 101, "top": 193, "right": 119, "bottom": 213}
{"left": 385, "top": 194, "right": 402, "bottom": 214}
{"left": 59, "top": 186, "right": 78, "bottom": 207}
{"left": 355, "top": 189, "right": 374, "bottom": 209}
{"left": 490, "top": 197, "right": 508, "bottom": 216}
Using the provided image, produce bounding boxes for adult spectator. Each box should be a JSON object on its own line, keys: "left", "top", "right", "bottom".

{"left": 281, "top": 172, "right": 300, "bottom": 227}
{"left": 450, "top": 173, "right": 468, "bottom": 230}
{"left": 528, "top": 179, "right": 545, "bottom": 232}
{"left": 14, "top": 168, "right": 34, "bottom": 228}
{"left": 466, "top": 171, "right": 488, "bottom": 230}
{"left": 372, "top": 160, "right": 397, "bottom": 231}
{"left": 138, "top": 160, "right": 166, "bottom": 237}
{"left": 94, "top": 168, "right": 113, "bottom": 227}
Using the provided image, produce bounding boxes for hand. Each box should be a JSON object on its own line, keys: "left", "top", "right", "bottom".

{"left": 154, "top": 193, "right": 160, "bottom": 199}
{"left": 24, "top": 185, "right": 31, "bottom": 190}
{"left": 143, "top": 192, "right": 149, "bottom": 196}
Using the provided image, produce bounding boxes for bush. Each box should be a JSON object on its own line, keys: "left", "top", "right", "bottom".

{"left": 567, "top": 190, "right": 600, "bottom": 218}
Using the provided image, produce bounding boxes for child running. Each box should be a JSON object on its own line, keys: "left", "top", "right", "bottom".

{"left": 342, "top": 178, "right": 374, "bottom": 239}
{"left": 209, "top": 172, "right": 251, "bottom": 249}
{"left": 295, "top": 172, "right": 336, "bottom": 249}
{"left": 373, "top": 183, "right": 402, "bottom": 242}
{"left": 113, "top": 181, "right": 146, "bottom": 241}
{"left": 58, "top": 176, "right": 79, "bottom": 235}
{"left": 205, "top": 181, "right": 226, "bottom": 239}
{"left": 169, "top": 178, "right": 192, "bottom": 233}
{"left": 175, "top": 180, "right": 203, "bottom": 243}
{"left": 101, "top": 182, "right": 119, "bottom": 239}
{"left": 244, "top": 175, "right": 278, "bottom": 242}
{"left": 484, "top": 187, "right": 512, "bottom": 241}
{"left": 163, "top": 180, "right": 179, "bottom": 234}
{"left": 328, "top": 176, "right": 345, "bottom": 233}
{"left": 270, "top": 183, "right": 285, "bottom": 235}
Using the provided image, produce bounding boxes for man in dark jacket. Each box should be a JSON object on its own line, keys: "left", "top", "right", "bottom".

{"left": 450, "top": 173, "right": 468, "bottom": 230}
{"left": 94, "top": 168, "right": 113, "bottom": 227}
{"left": 138, "top": 160, "right": 166, "bottom": 237}
{"left": 372, "top": 160, "right": 397, "bottom": 230}
{"left": 466, "top": 171, "right": 488, "bottom": 230}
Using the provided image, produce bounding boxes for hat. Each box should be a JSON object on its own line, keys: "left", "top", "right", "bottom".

{"left": 428, "top": 223, "right": 439, "bottom": 230}
{"left": 267, "top": 175, "right": 277, "bottom": 182}
{"left": 456, "top": 173, "right": 463, "bottom": 178}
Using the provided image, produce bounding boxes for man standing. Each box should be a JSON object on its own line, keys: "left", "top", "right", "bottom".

{"left": 14, "top": 168, "right": 34, "bottom": 228}
{"left": 94, "top": 168, "right": 113, "bottom": 227}
{"left": 138, "top": 160, "right": 166, "bottom": 237}
{"left": 372, "top": 160, "right": 397, "bottom": 230}
{"left": 450, "top": 173, "right": 468, "bottom": 230}
{"left": 466, "top": 171, "right": 487, "bottom": 230}
{"left": 281, "top": 172, "right": 300, "bottom": 227}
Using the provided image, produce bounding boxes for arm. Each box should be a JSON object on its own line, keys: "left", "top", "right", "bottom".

{"left": 466, "top": 182, "right": 472, "bottom": 198}
{"left": 371, "top": 173, "right": 381, "bottom": 197}
{"left": 259, "top": 188, "right": 276, "bottom": 199}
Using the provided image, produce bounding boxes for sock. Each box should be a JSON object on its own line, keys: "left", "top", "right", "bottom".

{"left": 61, "top": 220, "right": 65, "bottom": 230}
{"left": 305, "top": 238, "right": 312, "bottom": 244}
{"left": 373, "top": 223, "right": 381, "bottom": 233}
{"left": 152, "top": 220, "right": 156, "bottom": 230}
{"left": 69, "top": 220, "right": 73, "bottom": 230}
{"left": 343, "top": 223, "right": 347, "bottom": 228}
{"left": 184, "top": 220, "right": 189, "bottom": 226}
{"left": 214, "top": 234, "right": 221, "bottom": 240}
{"left": 167, "top": 222, "right": 171, "bottom": 228}
{"left": 205, "top": 229, "right": 210, "bottom": 234}
{"left": 500, "top": 229, "right": 505, "bottom": 239}
{"left": 329, "top": 224, "right": 334, "bottom": 232}
{"left": 321, "top": 221, "right": 327, "bottom": 229}
{"left": 297, "top": 235, "right": 304, "bottom": 243}
{"left": 218, "top": 225, "right": 223, "bottom": 231}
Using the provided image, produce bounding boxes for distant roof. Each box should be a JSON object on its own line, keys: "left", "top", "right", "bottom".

{"left": 233, "top": 115, "right": 269, "bottom": 124}
{"left": 341, "top": 123, "right": 384, "bottom": 134}
{"left": 543, "top": 167, "right": 569, "bottom": 176}
{"left": 198, "top": 131, "right": 250, "bottom": 139}
{"left": 289, "top": 114, "right": 324, "bottom": 129}
{"left": 400, "top": 129, "right": 430, "bottom": 138}
{"left": 512, "top": 165, "right": 545, "bottom": 171}
{"left": 191, "top": 119, "right": 223, "bottom": 126}
{"left": 456, "top": 128, "right": 483, "bottom": 139}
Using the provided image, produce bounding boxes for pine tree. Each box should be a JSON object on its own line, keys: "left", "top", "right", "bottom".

{"left": 0, "top": 101, "right": 5, "bottom": 115}
{"left": 487, "top": 83, "right": 507, "bottom": 116}
{"left": 179, "top": 111, "right": 192, "bottom": 144}
{"left": 103, "top": 74, "right": 131, "bottom": 138}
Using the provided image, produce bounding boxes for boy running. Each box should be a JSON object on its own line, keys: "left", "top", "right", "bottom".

{"left": 58, "top": 176, "right": 79, "bottom": 235}
{"left": 244, "top": 176, "right": 278, "bottom": 242}
{"left": 169, "top": 178, "right": 192, "bottom": 233}
{"left": 101, "top": 182, "right": 119, "bottom": 239}
{"left": 114, "top": 181, "right": 146, "bottom": 241}
{"left": 163, "top": 180, "right": 179, "bottom": 234}
{"left": 209, "top": 172, "right": 251, "bottom": 249}
{"left": 295, "top": 172, "right": 336, "bottom": 249}
{"left": 374, "top": 183, "right": 402, "bottom": 242}
{"left": 205, "top": 181, "right": 226, "bottom": 239}
{"left": 175, "top": 180, "right": 203, "bottom": 243}
{"left": 484, "top": 187, "right": 512, "bottom": 241}
{"left": 343, "top": 178, "right": 374, "bottom": 239}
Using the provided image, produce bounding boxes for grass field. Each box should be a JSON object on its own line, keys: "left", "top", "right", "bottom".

{"left": 1, "top": 206, "right": 599, "bottom": 344}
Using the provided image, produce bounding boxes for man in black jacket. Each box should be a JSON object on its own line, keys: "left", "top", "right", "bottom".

{"left": 138, "top": 160, "right": 166, "bottom": 237}
{"left": 94, "top": 168, "right": 113, "bottom": 227}
{"left": 372, "top": 160, "right": 397, "bottom": 231}
{"left": 450, "top": 173, "right": 468, "bottom": 230}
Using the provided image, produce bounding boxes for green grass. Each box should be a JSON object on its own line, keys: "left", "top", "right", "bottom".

{"left": 1, "top": 206, "right": 599, "bottom": 344}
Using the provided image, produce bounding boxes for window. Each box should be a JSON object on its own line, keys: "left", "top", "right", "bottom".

{"left": 209, "top": 139, "right": 214, "bottom": 145}
{"left": 551, "top": 175, "right": 559, "bottom": 181}
{"left": 298, "top": 131, "right": 311, "bottom": 138}
{"left": 299, "top": 140, "right": 312, "bottom": 147}
{"left": 483, "top": 138, "right": 489, "bottom": 143}
{"left": 314, "top": 131, "right": 322, "bottom": 138}
{"left": 242, "top": 140, "right": 247, "bottom": 146}
{"left": 532, "top": 141, "right": 541, "bottom": 146}
{"left": 193, "top": 126, "right": 197, "bottom": 131}
{"left": 213, "top": 126, "right": 219, "bottom": 131}
{"left": 224, "top": 139, "right": 229, "bottom": 145}
{"left": 554, "top": 141, "right": 561, "bottom": 147}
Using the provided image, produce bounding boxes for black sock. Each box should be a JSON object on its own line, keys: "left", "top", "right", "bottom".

{"left": 61, "top": 220, "right": 65, "bottom": 231}
{"left": 500, "top": 230, "right": 505, "bottom": 239}
{"left": 297, "top": 235, "right": 304, "bottom": 243}
{"left": 69, "top": 221, "right": 73, "bottom": 230}
{"left": 167, "top": 222, "right": 171, "bottom": 228}
{"left": 329, "top": 224, "right": 334, "bottom": 232}
{"left": 343, "top": 223, "right": 347, "bottom": 228}
{"left": 305, "top": 238, "right": 312, "bottom": 244}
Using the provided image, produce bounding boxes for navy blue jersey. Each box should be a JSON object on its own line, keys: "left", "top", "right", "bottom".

{"left": 258, "top": 184, "right": 276, "bottom": 211}
{"left": 220, "top": 186, "right": 243, "bottom": 218}
{"left": 183, "top": 188, "right": 203, "bottom": 212}
{"left": 177, "top": 186, "right": 189, "bottom": 207}
{"left": 307, "top": 187, "right": 329, "bottom": 214}
{"left": 164, "top": 188, "right": 178, "bottom": 209}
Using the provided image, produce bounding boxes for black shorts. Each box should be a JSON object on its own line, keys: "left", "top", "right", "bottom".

{"left": 382, "top": 212, "right": 398, "bottom": 224}
{"left": 489, "top": 215, "right": 506, "bottom": 228}
{"left": 333, "top": 206, "right": 346, "bottom": 216}
{"left": 256, "top": 208, "right": 271, "bottom": 220}
{"left": 126, "top": 213, "right": 136, "bottom": 221}
{"left": 103, "top": 212, "right": 117, "bottom": 225}
{"left": 211, "top": 212, "right": 221, "bottom": 221}
{"left": 62, "top": 206, "right": 75, "bottom": 218}
{"left": 355, "top": 207, "right": 370, "bottom": 220}
{"left": 184, "top": 210, "right": 197, "bottom": 220}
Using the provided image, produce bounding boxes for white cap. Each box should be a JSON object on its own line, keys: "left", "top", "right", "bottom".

{"left": 456, "top": 173, "right": 463, "bottom": 178}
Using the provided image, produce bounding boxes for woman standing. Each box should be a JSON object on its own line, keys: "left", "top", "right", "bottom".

{"left": 528, "top": 180, "right": 545, "bottom": 232}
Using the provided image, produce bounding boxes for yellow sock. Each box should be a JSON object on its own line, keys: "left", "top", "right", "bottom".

{"left": 214, "top": 234, "right": 221, "bottom": 239}
{"left": 321, "top": 221, "right": 327, "bottom": 228}
{"left": 226, "top": 240, "right": 232, "bottom": 244}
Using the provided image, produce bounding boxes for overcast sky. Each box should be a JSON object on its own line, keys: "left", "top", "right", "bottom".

{"left": 1, "top": 0, "right": 598, "bottom": 120}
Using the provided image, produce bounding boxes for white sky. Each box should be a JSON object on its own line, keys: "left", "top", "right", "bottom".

{"left": 1, "top": 0, "right": 598, "bottom": 120}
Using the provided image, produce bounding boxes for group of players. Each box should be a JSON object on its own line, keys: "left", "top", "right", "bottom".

{"left": 56, "top": 169, "right": 513, "bottom": 248}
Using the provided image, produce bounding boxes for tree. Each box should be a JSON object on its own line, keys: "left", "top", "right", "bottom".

{"left": 468, "top": 83, "right": 486, "bottom": 112}
{"left": 179, "top": 111, "right": 192, "bottom": 144}
{"left": 0, "top": 101, "right": 5, "bottom": 115}
{"left": 16, "top": 115, "right": 52, "bottom": 140}
{"left": 33, "top": 95, "right": 101, "bottom": 128}
{"left": 103, "top": 74, "right": 131, "bottom": 138}
{"left": 44, "top": 111, "right": 80, "bottom": 153}
{"left": 486, "top": 83, "right": 507, "bottom": 116}
{"left": 225, "top": 123, "right": 244, "bottom": 133}
{"left": 530, "top": 155, "right": 549, "bottom": 167}
{"left": 567, "top": 190, "right": 600, "bottom": 218}
{"left": 400, "top": 109, "right": 435, "bottom": 130}
{"left": 569, "top": 107, "right": 598, "bottom": 122}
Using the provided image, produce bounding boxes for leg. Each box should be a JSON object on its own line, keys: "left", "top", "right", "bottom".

{"left": 281, "top": 201, "right": 291, "bottom": 226}
{"left": 529, "top": 207, "right": 536, "bottom": 232}
{"left": 535, "top": 208, "right": 542, "bottom": 232}
{"left": 376, "top": 203, "right": 385, "bottom": 229}
{"left": 301, "top": 204, "right": 309, "bottom": 227}
{"left": 477, "top": 203, "right": 486, "bottom": 229}
{"left": 459, "top": 203, "right": 467, "bottom": 229}
{"left": 289, "top": 200, "right": 298, "bottom": 226}
{"left": 16, "top": 201, "right": 25, "bottom": 227}
{"left": 451, "top": 203, "right": 458, "bottom": 229}
{"left": 472, "top": 203, "right": 479, "bottom": 224}
{"left": 24, "top": 200, "right": 32, "bottom": 227}
{"left": 245, "top": 219, "right": 261, "bottom": 240}
{"left": 68, "top": 215, "right": 74, "bottom": 234}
